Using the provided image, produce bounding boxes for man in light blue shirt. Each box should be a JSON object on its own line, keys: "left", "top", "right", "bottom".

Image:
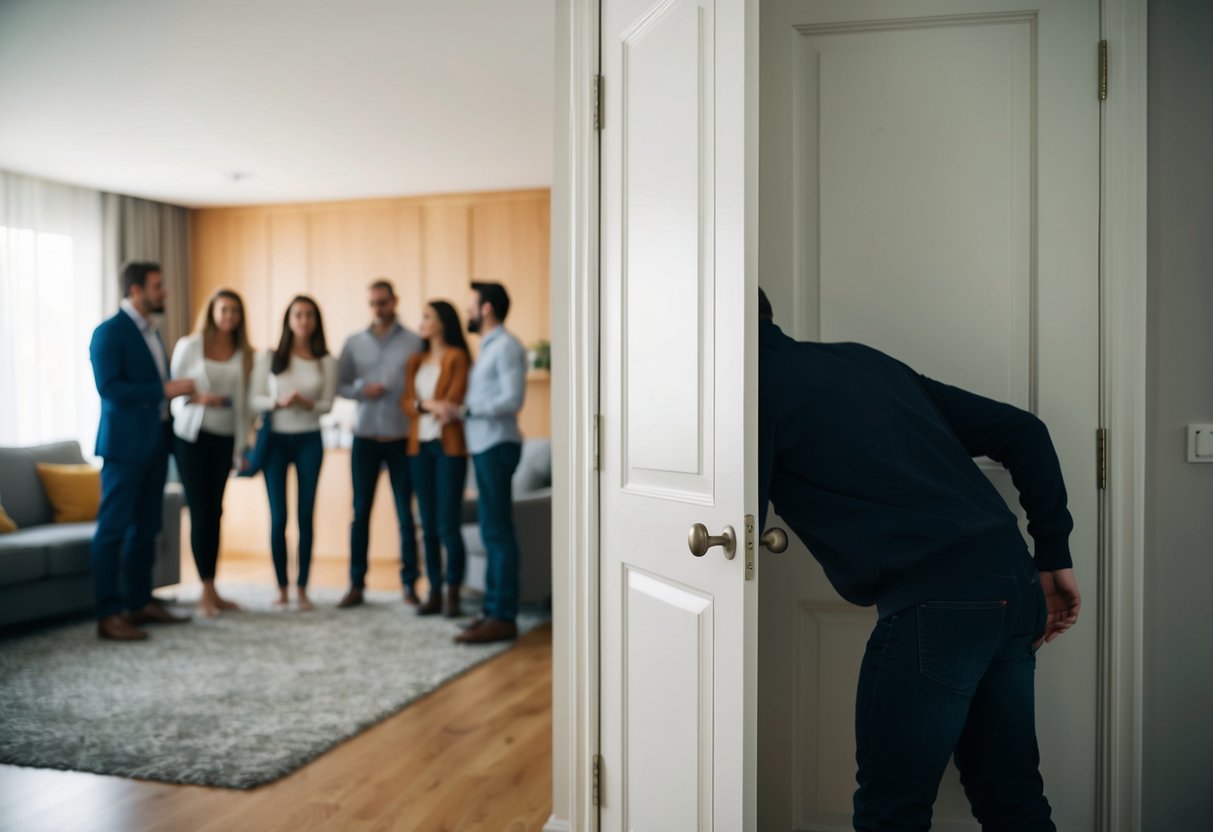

{"left": 433, "top": 281, "right": 527, "bottom": 644}
{"left": 335, "top": 279, "right": 424, "bottom": 608}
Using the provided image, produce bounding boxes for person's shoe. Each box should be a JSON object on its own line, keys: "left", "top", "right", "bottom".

{"left": 444, "top": 585, "right": 463, "bottom": 619}
{"left": 98, "top": 614, "right": 148, "bottom": 641}
{"left": 417, "top": 594, "right": 443, "bottom": 616}
{"left": 337, "top": 586, "right": 365, "bottom": 609}
{"left": 454, "top": 617, "right": 517, "bottom": 644}
{"left": 460, "top": 613, "right": 488, "bottom": 631}
{"left": 129, "top": 601, "right": 191, "bottom": 625}
{"left": 402, "top": 586, "right": 421, "bottom": 606}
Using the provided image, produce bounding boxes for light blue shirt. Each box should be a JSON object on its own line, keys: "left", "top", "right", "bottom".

{"left": 464, "top": 326, "right": 527, "bottom": 454}
{"left": 337, "top": 322, "right": 423, "bottom": 439}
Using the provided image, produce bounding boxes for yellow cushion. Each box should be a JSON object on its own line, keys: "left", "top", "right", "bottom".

{"left": 0, "top": 501, "right": 16, "bottom": 533}
{"left": 35, "top": 463, "right": 102, "bottom": 523}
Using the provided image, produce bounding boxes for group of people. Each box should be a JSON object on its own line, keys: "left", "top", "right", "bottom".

{"left": 89, "top": 261, "right": 528, "bottom": 646}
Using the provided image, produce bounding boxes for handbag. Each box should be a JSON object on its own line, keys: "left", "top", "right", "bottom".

{"left": 238, "top": 411, "right": 275, "bottom": 477}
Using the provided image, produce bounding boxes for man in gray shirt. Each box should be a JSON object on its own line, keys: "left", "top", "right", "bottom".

{"left": 336, "top": 280, "right": 424, "bottom": 607}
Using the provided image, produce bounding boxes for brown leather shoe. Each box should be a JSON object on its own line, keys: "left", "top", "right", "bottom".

{"left": 460, "top": 613, "right": 487, "bottom": 630}
{"left": 444, "top": 585, "right": 463, "bottom": 619}
{"left": 98, "top": 614, "right": 148, "bottom": 641}
{"left": 337, "top": 586, "right": 365, "bottom": 609}
{"left": 402, "top": 586, "right": 421, "bottom": 606}
{"left": 454, "top": 617, "right": 517, "bottom": 644}
{"left": 129, "top": 601, "right": 191, "bottom": 625}
{"left": 417, "top": 593, "right": 443, "bottom": 616}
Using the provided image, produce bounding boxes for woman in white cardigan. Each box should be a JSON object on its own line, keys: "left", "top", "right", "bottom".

{"left": 170, "top": 288, "right": 254, "bottom": 618}
{"left": 250, "top": 295, "right": 338, "bottom": 611}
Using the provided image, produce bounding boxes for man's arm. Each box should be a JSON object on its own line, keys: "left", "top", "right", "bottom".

{"left": 916, "top": 375, "right": 1074, "bottom": 571}
{"left": 336, "top": 338, "right": 366, "bottom": 400}
{"left": 90, "top": 323, "right": 164, "bottom": 406}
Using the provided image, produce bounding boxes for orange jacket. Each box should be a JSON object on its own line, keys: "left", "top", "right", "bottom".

{"left": 401, "top": 348, "right": 470, "bottom": 456}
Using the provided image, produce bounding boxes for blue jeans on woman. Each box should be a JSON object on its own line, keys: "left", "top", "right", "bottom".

{"left": 410, "top": 440, "right": 468, "bottom": 594}
{"left": 471, "top": 441, "right": 522, "bottom": 622}
{"left": 264, "top": 430, "right": 323, "bottom": 589}
{"left": 853, "top": 546, "right": 1054, "bottom": 832}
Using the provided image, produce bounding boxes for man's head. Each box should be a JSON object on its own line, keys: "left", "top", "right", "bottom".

{"left": 758, "top": 287, "right": 773, "bottom": 321}
{"left": 368, "top": 279, "right": 397, "bottom": 325}
{"left": 467, "top": 281, "right": 510, "bottom": 334}
{"left": 122, "top": 261, "right": 165, "bottom": 316}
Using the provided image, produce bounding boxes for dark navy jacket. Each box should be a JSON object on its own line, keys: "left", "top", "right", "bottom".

{"left": 90, "top": 310, "right": 167, "bottom": 460}
{"left": 758, "top": 320, "right": 1073, "bottom": 617}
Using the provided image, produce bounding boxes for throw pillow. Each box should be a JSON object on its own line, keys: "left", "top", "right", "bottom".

{"left": 0, "top": 500, "right": 16, "bottom": 533}
{"left": 35, "top": 463, "right": 102, "bottom": 523}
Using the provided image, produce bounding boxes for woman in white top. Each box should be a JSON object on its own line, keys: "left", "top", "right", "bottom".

{"left": 170, "top": 289, "right": 254, "bottom": 618}
{"left": 250, "top": 295, "right": 337, "bottom": 610}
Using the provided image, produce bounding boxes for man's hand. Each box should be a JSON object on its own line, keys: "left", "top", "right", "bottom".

{"left": 429, "top": 401, "right": 461, "bottom": 425}
{"left": 362, "top": 382, "right": 387, "bottom": 399}
{"left": 164, "top": 379, "right": 196, "bottom": 399}
{"left": 1036, "top": 568, "right": 1081, "bottom": 649}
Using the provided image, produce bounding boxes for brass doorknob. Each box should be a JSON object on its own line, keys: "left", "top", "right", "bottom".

{"left": 760, "top": 527, "right": 788, "bottom": 553}
{"left": 688, "top": 523, "right": 737, "bottom": 560}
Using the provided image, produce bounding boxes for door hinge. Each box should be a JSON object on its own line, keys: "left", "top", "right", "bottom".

{"left": 594, "top": 74, "right": 605, "bottom": 131}
{"left": 593, "top": 414, "right": 602, "bottom": 471}
{"left": 593, "top": 754, "right": 603, "bottom": 806}
{"left": 1099, "top": 40, "right": 1108, "bottom": 101}
{"left": 1097, "top": 427, "right": 1108, "bottom": 490}
{"left": 744, "top": 514, "right": 756, "bottom": 581}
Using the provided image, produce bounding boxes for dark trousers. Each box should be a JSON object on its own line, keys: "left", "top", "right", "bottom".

{"left": 410, "top": 440, "right": 468, "bottom": 592}
{"left": 349, "top": 436, "right": 417, "bottom": 589}
{"left": 471, "top": 441, "right": 521, "bottom": 622}
{"left": 264, "top": 430, "right": 323, "bottom": 589}
{"left": 90, "top": 424, "right": 170, "bottom": 619}
{"left": 853, "top": 548, "right": 1054, "bottom": 832}
{"left": 173, "top": 430, "right": 235, "bottom": 581}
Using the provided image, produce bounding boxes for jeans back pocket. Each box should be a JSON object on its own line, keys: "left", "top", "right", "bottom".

{"left": 916, "top": 600, "right": 1007, "bottom": 690}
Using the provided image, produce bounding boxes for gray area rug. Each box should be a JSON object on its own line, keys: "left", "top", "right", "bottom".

{"left": 0, "top": 585, "right": 543, "bottom": 789}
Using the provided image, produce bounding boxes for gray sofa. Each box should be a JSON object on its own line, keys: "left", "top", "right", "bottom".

{"left": 0, "top": 441, "right": 182, "bottom": 628}
{"left": 461, "top": 437, "right": 552, "bottom": 607}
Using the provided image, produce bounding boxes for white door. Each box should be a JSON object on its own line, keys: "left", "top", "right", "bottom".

{"left": 757, "top": 1, "right": 1100, "bottom": 830}
{"left": 599, "top": 0, "right": 758, "bottom": 828}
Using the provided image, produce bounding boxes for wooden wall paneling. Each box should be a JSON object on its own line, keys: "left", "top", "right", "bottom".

{"left": 419, "top": 201, "right": 473, "bottom": 326}
{"left": 266, "top": 212, "right": 311, "bottom": 348}
{"left": 470, "top": 198, "right": 551, "bottom": 351}
{"left": 189, "top": 210, "right": 271, "bottom": 353}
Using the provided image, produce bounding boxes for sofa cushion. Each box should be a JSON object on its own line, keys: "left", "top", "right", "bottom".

{"left": 14, "top": 522, "right": 97, "bottom": 577}
{"left": 514, "top": 438, "right": 552, "bottom": 494}
{"left": 0, "top": 540, "right": 48, "bottom": 586}
{"left": 35, "top": 463, "right": 101, "bottom": 523}
{"left": 0, "top": 500, "right": 16, "bottom": 533}
{"left": 0, "top": 441, "right": 87, "bottom": 528}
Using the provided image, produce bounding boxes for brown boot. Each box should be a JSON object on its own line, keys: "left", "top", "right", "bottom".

{"left": 417, "top": 592, "right": 443, "bottom": 616}
{"left": 444, "top": 585, "right": 463, "bottom": 619}
{"left": 454, "top": 617, "right": 517, "bottom": 644}
{"left": 98, "top": 614, "right": 148, "bottom": 641}
{"left": 129, "top": 601, "right": 191, "bottom": 625}
{"left": 337, "top": 586, "right": 364, "bottom": 609}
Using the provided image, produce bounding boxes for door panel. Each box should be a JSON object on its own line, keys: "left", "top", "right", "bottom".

{"left": 600, "top": 0, "right": 757, "bottom": 829}
{"left": 758, "top": 1, "right": 1100, "bottom": 830}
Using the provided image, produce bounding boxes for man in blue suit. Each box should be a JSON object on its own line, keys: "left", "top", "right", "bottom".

{"left": 90, "top": 261, "right": 196, "bottom": 641}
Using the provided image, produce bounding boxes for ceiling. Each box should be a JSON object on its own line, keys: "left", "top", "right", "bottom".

{"left": 0, "top": 0, "right": 555, "bottom": 208}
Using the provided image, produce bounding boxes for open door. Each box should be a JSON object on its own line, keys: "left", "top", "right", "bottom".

{"left": 598, "top": 0, "right": 759, "bottom": 828}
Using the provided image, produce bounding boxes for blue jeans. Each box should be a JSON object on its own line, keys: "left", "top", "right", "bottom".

{"left": 853, "top": 548, "right": 1054, "bottom": 831}
{"left": 91, "top": 424, "right": 170, "bottom": 618}
{"left": 349, "top": 436, "right": 417, "bottom": 589}
{"left": 264, "top": 430, "right": 323, "bottom": 588}
{"left": 471, "top": 442, "right": 522, "bottom": 621}
{"left": 410, "top": 440, "right": 468, "bottom": 592}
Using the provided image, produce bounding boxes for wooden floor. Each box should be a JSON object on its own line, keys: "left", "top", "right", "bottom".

{"left": 0, "top": 554, "right": 554, "bottom": 832}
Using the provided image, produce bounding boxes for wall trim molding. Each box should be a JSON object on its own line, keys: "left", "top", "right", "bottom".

{"left": 1097, "top": 0, "right": 1147, "bottom": 829}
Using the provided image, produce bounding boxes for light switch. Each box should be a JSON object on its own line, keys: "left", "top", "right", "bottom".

{"left": 1187, "top": 424, "right": 1213, "bottom": 463}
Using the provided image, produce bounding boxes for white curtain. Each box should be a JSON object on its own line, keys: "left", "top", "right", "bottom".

{"left": 0, "top": 171, "right": 104, "bottom": 455}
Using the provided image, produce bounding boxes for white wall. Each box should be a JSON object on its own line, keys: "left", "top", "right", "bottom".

{"left": 1143, "top": 0, "right": 1213, "bottom": 827}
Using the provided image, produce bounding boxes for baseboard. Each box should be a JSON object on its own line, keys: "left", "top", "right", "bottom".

{"left": 543, "top": 815, "right": 572, "bottom": 832}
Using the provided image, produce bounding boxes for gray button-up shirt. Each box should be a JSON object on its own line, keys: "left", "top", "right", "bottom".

{"left": 337, "top": 322, "right": 423, "bottom": 439}
{"left": 464, "top": 326, "right": 527, "bottom": 454}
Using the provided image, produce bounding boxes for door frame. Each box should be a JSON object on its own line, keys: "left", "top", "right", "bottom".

{"left": 550, "top": 1, "right": 1147, "bottom": 830}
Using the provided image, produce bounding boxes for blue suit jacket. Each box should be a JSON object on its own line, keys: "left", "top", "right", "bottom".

{"left": 90, "top": 310, "right": 167, "bottom": 460}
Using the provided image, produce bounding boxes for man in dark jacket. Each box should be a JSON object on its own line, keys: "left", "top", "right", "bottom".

{"left": 757, "top": 288, "right": 1080, "bottom": 831}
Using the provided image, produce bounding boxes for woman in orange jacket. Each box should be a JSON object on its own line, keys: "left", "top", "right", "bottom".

{"left": 401, "top": 300, "right": 472, "bottom": 617}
